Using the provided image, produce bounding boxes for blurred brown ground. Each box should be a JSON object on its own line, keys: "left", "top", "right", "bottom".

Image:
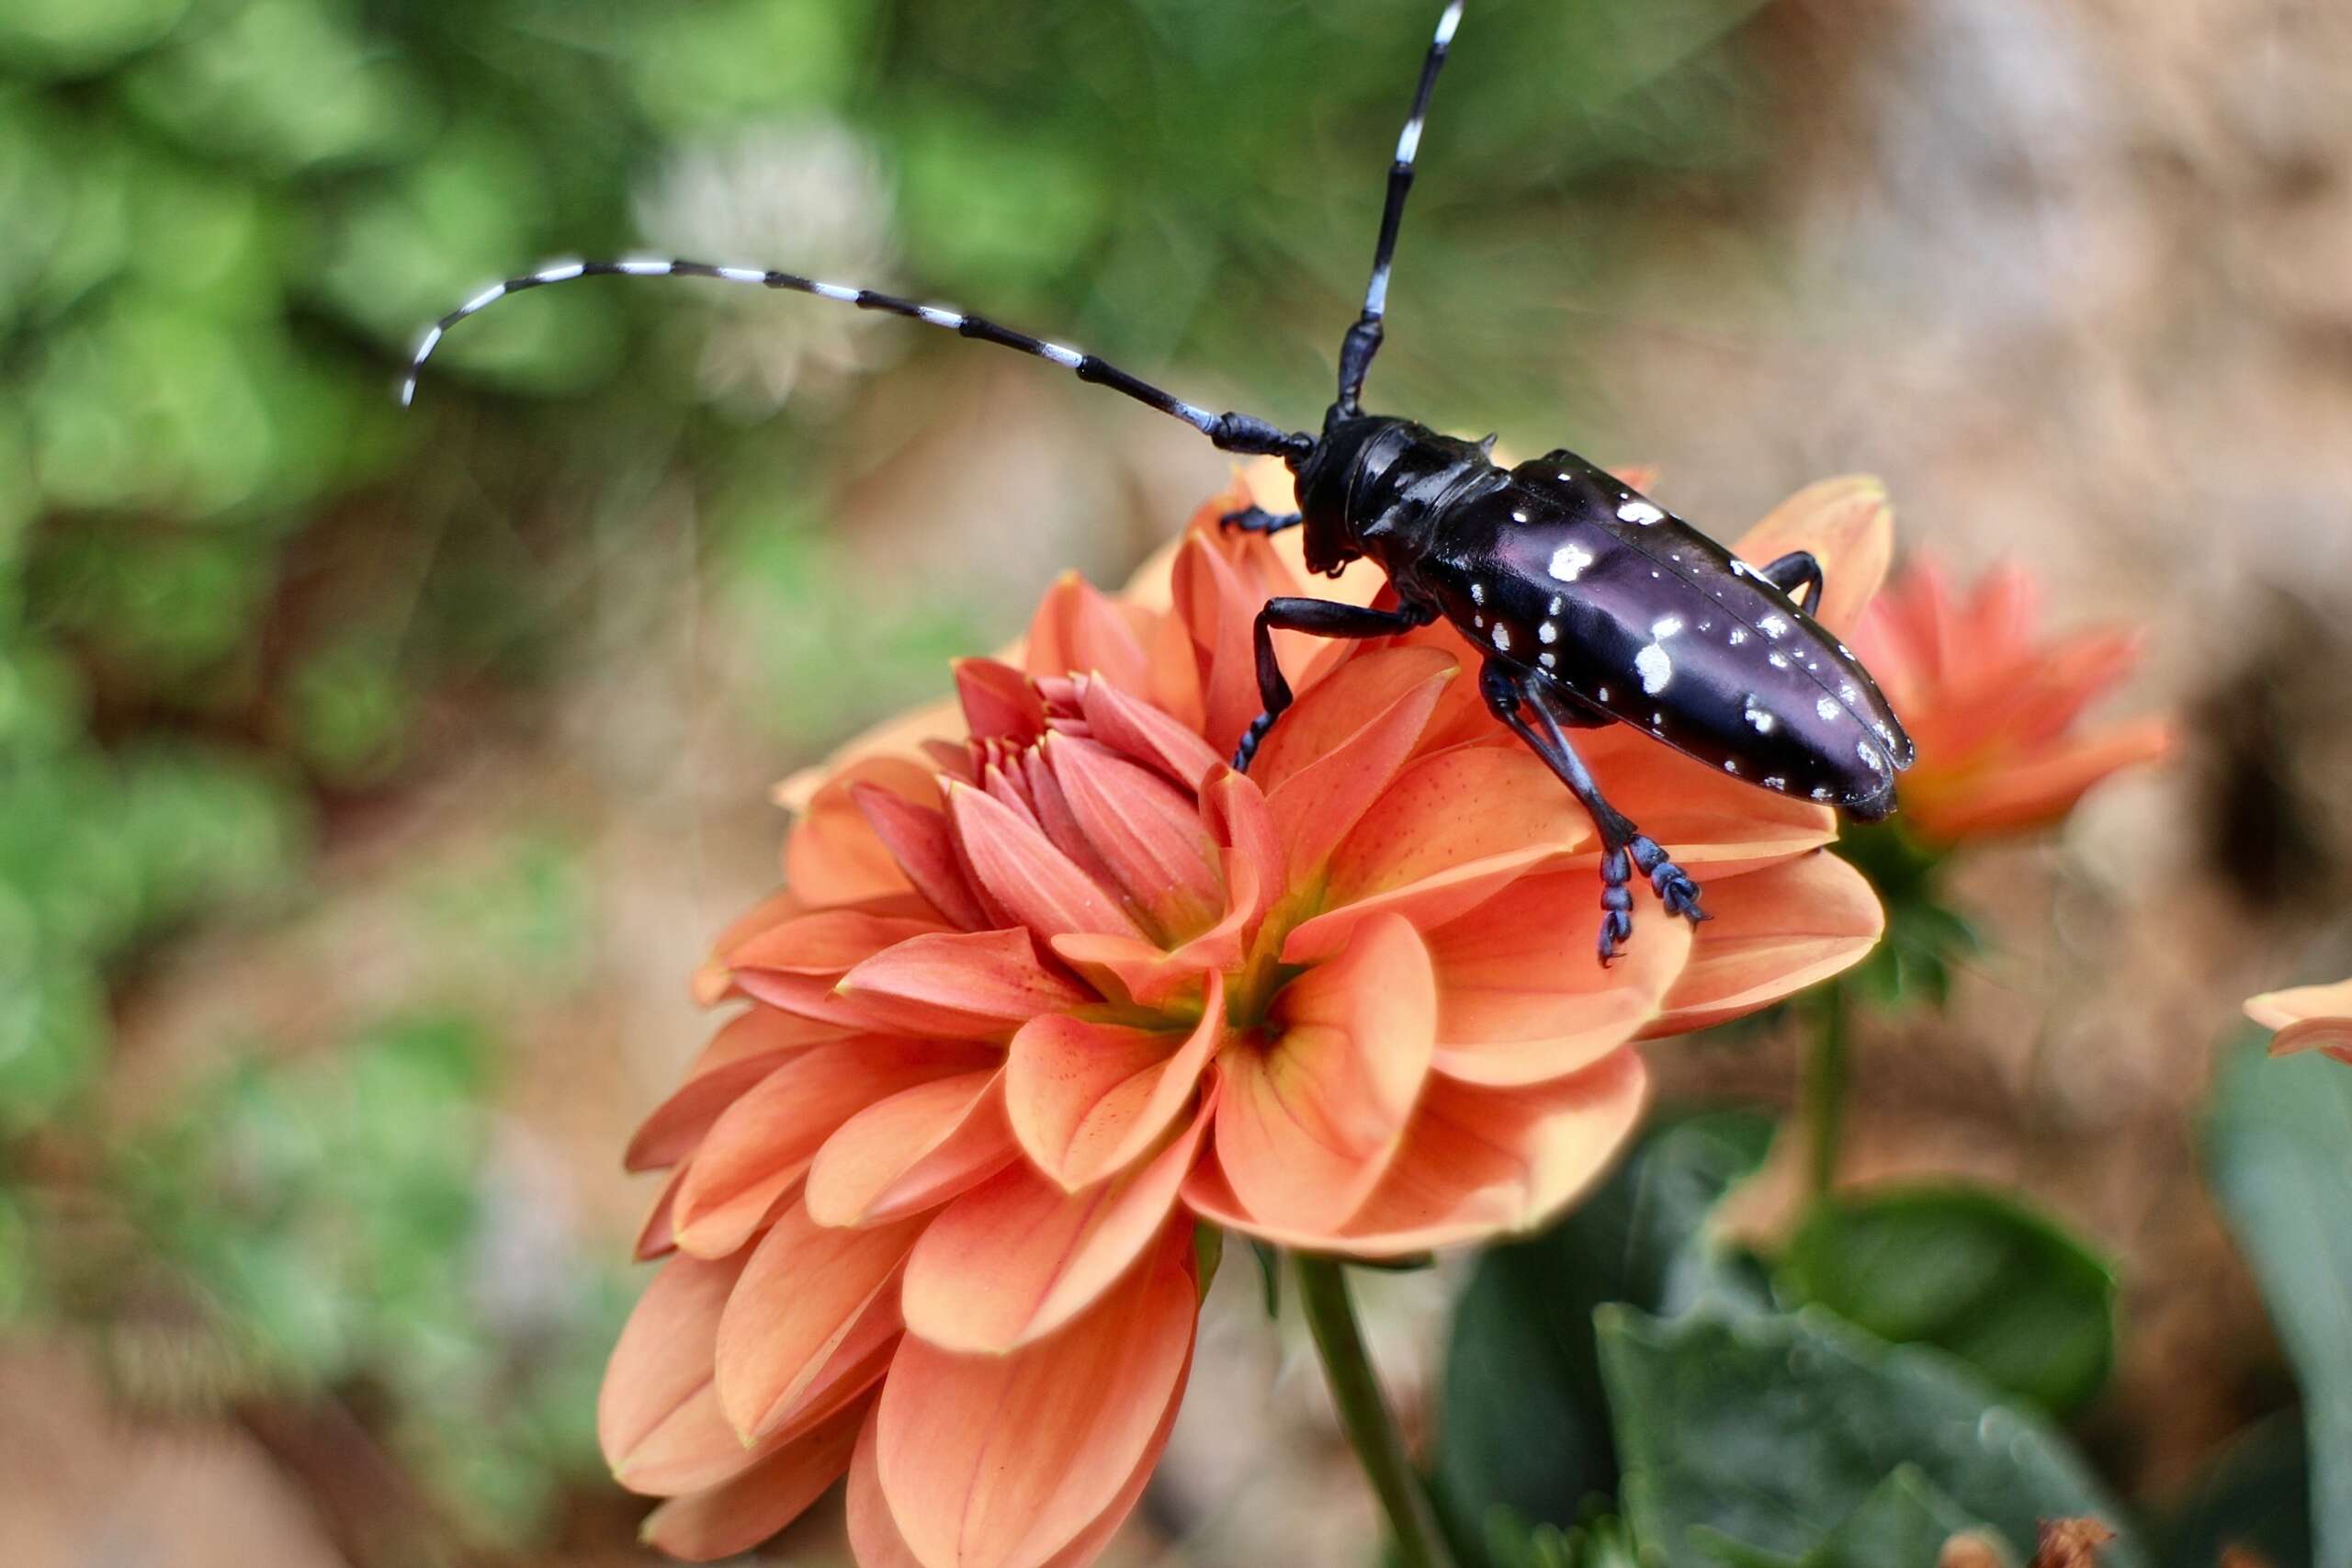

{"left": 12, "top": 0, "right": 2352, "bottom": 1562}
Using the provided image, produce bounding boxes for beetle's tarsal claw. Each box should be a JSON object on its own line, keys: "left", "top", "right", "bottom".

{"left": 1596, "top": 908, "right": 1634, "bottom": 965}
{"left": 1625, "top": 834, "right": 1706, "bottom": 929}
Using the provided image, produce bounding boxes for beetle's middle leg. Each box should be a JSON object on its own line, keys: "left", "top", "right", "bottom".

{"left": 1217, "top": 505, "right": 1303, "bottom": 536}
{"left": 1479, "top": 660, "right": 1706, "bottom": 964}
{"left": 1231, "top": 596, "right": 1433, "bottom": 772}
{"left": 1754, "top": 549, "right": 1822, "bottom": 611}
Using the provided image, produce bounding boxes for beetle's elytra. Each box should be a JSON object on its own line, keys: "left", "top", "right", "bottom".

{"left": 404, "top": 0, "right": 1914, "bottom": 964}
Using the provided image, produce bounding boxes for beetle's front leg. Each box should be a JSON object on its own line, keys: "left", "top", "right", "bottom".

{"left": 1753, "top": 549, "right": 1822, "bottom": 611}
{"left": 1478, "top": 660, "right": 1706, "bottom": 964}
{"left": 1217, "top": 505, "right": 1303, "bottom": 536}
{"left": 1231, "top": 596, "right": 1434, "bottom": 772}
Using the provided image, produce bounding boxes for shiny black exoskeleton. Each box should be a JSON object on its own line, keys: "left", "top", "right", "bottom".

{"left": 403, "top": 1, "right": 1912, "bottom": 962}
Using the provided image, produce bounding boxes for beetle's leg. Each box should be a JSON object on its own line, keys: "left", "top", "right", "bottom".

{"left": 1217, "top": 506, "right": 1303, "bottom": 536}
{"left": 1231, "top": 596, "right": 1433, "bottom": 772}
{"left": 1754, "top": 549, "right": 1823, "bottom": 612}
{"left": 1479, "top": 660, "right": 1707, "bottom": 964}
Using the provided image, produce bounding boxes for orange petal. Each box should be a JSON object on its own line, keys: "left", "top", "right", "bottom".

{"left": 878, "top": 1230, "right": 1196, "bottom": 1568}
{"left": 947, "top": 780, "right": 1146, "bottom": 944}
{"left": 715, "top": 1201, "right": 922, "bottom": 1439}
{"left": 1904, "top": 717, "right": 2172, "bottom": 843}
{"left": 1170, "top": 533, "right": 1284, "bottom": 754}
{"left": 1322, "top": 746, "right": 1595, "bottom": 907}
{"left": 835, "top": 928, "right": 1091, "bottom": 1041}
{"left": 1046, "top": 734, "right": 1224, "bottom": 935}
{"left": 1731, "top": 476, "right": 1894, "bottom": 640}
{"left": 2272, "top": 1019, "right": 2352, "bottom": 1066}
{"left": 1644, "top": 852, "right": 1883, "bottom": 1037}
{"left": 1025, "top": 572, "right": 1153, "bottom": 694}
{"left": 787, "top": 756, "right": 943, "bottom": 908}
{"left": 901, "top": 1109, "right": 1212, "bottom": 1352}
{"left": 855, "top": 784, "right": 994, "bottom": 933}
{"left": 729, "top": 906, "right": 950, "bottom": 976}
{"left": 1252, "top": 643, "right": 1456, "bottom": 794}
{"left": 2246, "top": 976, "right": 2352, "bottom": 1032}
{"left": 805, "top": 1070, "right": 1019, "bottom": 1226}
{"left": 1420, "top": 865, "right": 1690, "bottom": 1084}
{"left": 636, "top": 1163, "right": 689, "bottom": 1260}
{"left": 1263, "top": 651, "right": 1458, "bottom": 886}
{"left": 1186, "top": 1046, "right": 1648, "bottom": 1257}
{"left": 626, "top": 1009, "right": 850, "bottom": 1172}
{"left": 1006, "top": 973, "right": 1224, "bottom": 1189}
{"left": 1281, "top": 843, "right": 1559, "bottom": 965}
{"left": 600, "top": 1251, "right": 748, "bottom": 1494}
{"left": 671, "top": 1040, "right": 996, "bottom": 1258}
{"left": 1573, "top": 725, "right": 1840, "bottom": 875}
{"left": 775, "top": 692, "right": 967, "bottom": 815}
{"left": 639, "top": 1395, "right": 869, "bottom": 1562}
{"left": 1215, "top": 914, "right": 1436, "bottom": 1235}
{"left": 696, "top": 888, "right": 806, "bottom": 1004}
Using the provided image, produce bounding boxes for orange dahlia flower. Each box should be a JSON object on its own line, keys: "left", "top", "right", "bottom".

{"left": 2245, "top": 977, "right": 2352, "bottom": 1067}
{"left": 602, "top": 463, "right": 1889, "bottom": 1563}
{"left": 1846, "top": 557, "right": 2172, "bottom": 843}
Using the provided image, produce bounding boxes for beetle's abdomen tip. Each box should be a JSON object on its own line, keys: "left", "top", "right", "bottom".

{"left": 1841, "top": 776, "right": 1901, "bottom": 823}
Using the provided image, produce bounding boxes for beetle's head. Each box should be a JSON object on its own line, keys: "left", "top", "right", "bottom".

{"left": 1289, "top": 413, "right": 1414, "bottom": 578}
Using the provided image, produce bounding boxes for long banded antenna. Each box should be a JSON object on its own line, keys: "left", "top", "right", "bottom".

{"left": 401, "top": 258, "right": 1309, "bottom": 458}
{"left": 1334, "top": 0, "right": 1463, "bottom": 416}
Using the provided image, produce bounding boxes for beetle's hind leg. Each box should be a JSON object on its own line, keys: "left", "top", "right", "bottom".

{"left": 1217, "top": 505, "right": 1303, "bottom": 536}
{"left": 1754, "top": 549, "right": 1823, "bottom": 611}
{"left": 1478, "top": 660, "right": 1707, "bottom": 964}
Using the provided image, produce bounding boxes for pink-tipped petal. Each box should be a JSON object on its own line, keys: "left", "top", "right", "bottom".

{"left": 855, "top": 784, "right": 995, "bottom": 932}
{"left": 787, "top": 757, "right": 943, "bottom": 908}
{"left": 1263, "top": 653, "right": 1458, "bottom": 886}
{"left": 1214, "top": 914, "right": 1436, "bottom": 1235}
{"left": 1046, "top": 734, "right": 1225, "bottom": 936}
{"left": 1251, "top": 644, "right": 1456, "bottom": 794}
{"left": 955, "top": 659, "right": 1047, "bottom": 744}
{"left": 877, "top": 1231, "right": 1196, "bottom": 1568}
{"left": 1644, "top": 852, "right": 1883, "bottom": 1038}
{"left": 805, "top": 1070, "right": 1019, "bottom": 1226}
{"left": 1076, "top": 677, "right": 1226, "bottom": 791}
{"left": 835, "top": 929, "right": 1091, "bottom": 1041}
{"left": 901, "top": 1109, "right": 1211, "bottom": 1352}
{"left": 1024, "top": 573, "right": 1153, "bottom": 695}
{"left": 1421, "top": 866, "right": 1691, "bottom": 1084}
{"left": 947, "top": 781, "right": 1146, "bottom": 944}
{"left": 1006, "top": 974, "right": 1223, "bottom": 1189}
{"left": 729, "top": 907, "right": 949, "bottom": 976}
{"left": 639, "top": 1396, "right": 869, "bottom": 1562}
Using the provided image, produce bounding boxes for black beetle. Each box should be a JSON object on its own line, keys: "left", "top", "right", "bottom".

{"left": 402, "top": 0, "right": 1913, "bottom": 962}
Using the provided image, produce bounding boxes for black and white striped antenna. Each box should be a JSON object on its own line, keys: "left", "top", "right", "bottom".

{"left": 1334, "top": 0, "right": 1463, "bottom": 416}
{"left": 400, "top": 257, "right": 1310, "bottom": 458}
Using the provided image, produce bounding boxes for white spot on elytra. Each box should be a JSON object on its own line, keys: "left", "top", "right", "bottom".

{"left": 1538, "top": 621, "right": 1558, "bottom": 644}
{"left": 1745, "top": 704, "right": 1776, "bottom": 733}
{"left": 1510, "top": 509, "right": 1529, "bottom": 524}
{"left": 1470, "top": 581, "right": 1486, "bottom": 605}
{"left": 1812, "top": 786, "right": 1836, "bottom": 802}
{"left": 1635, "top": 643, "right": 1673, "bottom": 694}
{"left": 1618, "top": 500, "right": 1665, "bottom": 525}
{"left": 1758, "top": 615, "right": 1789, "bottom": 639}
{"left": 1547, "top": 595, "right": 1564, "bottom": 615}
{"left": 1724, "top": 760, "right": 1741, "bottom": 774}
{"left": 1731, "top": 559, "right": 1753, "bottom": 578}
{"left": 1763, "top": 776, "right": 1787, "bottom": 791}
{"left": 1548, "top": 544, "right": 1593, "bottom": 582}
{"left": 1859, "top": 739, "right": 1885, "bottom": 772}
{"left": 1729, "top": 628, "right": 1748, "bottom": 645}
{"left": 1597, "top": 687, "right": 1611, "bottom": 703}
{"left": 1769, "top": 653, "right": 1791, "bottom": 670}
{"left": 1493, "top": 625, "right": 1512, "bottom": 652}
{"left": 1840, "top": 682, "right": 1862, "bottom": 705}
{"left": 1539, "top": 650, "right": 1556, "bottom": 669}
{"left": 1816, "top": 696, "right": 1840, "bottom": 721}
{"left": 1651, "top": 615, "right": 1684, "bottom": 639}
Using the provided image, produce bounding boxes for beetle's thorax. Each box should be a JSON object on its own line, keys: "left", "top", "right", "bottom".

{"left": 1289, "top": 413, "right": 1500, "bottom": 579}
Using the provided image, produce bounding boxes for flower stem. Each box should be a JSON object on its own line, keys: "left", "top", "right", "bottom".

{"left": 1801, "top": 984, "right": 1850, "bottom": 1197}
{"left": 1292, "top": 1254, "right": 1456, "bottom": 1568}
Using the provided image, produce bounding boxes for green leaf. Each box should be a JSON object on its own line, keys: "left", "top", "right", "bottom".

{"left": 2155, "top": 1411, "right": 2310, "bottom": 1568}
{"left": 1781, "top": 1184, "right": 2118, "bottom": 1416}
{"left": 2203, "top": 1031, "right": 2352, "bottom": 1564}
{"left": 1702, "top": 1468, "right": 2007, "bottom": 1568}
{"left": 1597, "top": 1306, "right": 2145, "bottom": 1568}
{"left": 1434, "top": 1110, "right": 1776, "bottom": 1557}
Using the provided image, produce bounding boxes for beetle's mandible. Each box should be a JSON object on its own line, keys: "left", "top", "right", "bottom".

{"left": 402, "top": 0, "right": 1914, "bottom": 964}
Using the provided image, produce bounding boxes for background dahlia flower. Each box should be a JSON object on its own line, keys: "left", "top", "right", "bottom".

{"left": 2244, "top": 977, "right": 2352, "bottom": 1066}
{"left": 602, "top": 462, "right": 1888, "bottom": 1563}
{"left": 1846, "top": 557, "right": 2172, "bottom": 843}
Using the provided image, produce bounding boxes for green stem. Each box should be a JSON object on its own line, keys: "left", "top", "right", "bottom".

{"left": 1293, "top": 1254, "right": 1456, "bottom": 1568}
{"left": 1801, "top": 984, "right": 1850, "bottom": 1197}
